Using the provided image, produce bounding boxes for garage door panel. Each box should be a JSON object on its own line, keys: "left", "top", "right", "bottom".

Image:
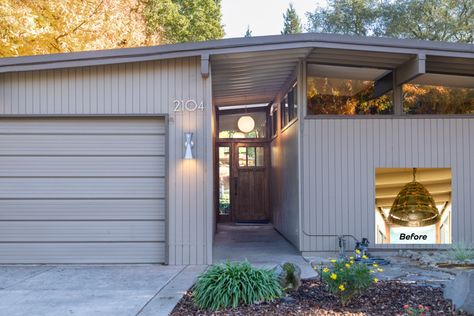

{"left": 0, "top": 157, "right": 165, "bottom": 177}
{"left": 0, "top": 117, "right": 167, "bottom": 263}
{"left": 0, "top": 242, "right": 165, "bottom": 264}
{"left": 0, "top": 118, "right": 166, "bottom": 135}
{"left": 0, "top": 178, "right": 165, "bottom": 198}
{"left": 0, "top": 135, "right": 165, "bottom": 156}
{"left": 0, "top": 221, "right": 165, "bottom": 242}
{"left": 0, "top": 199, "right": 165, "bottom": 220}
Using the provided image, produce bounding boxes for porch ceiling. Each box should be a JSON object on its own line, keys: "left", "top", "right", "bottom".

{"left": 211, "top": 48, "right": 310, "bottom": 107}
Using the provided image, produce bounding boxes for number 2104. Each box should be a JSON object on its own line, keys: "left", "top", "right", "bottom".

{"left": 173, "top": 99, "right": 204, "bottom": 112}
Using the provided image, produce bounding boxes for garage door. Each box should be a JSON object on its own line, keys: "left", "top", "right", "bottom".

{"left": 0, "top": 118, "right": 166, "bottom": 263}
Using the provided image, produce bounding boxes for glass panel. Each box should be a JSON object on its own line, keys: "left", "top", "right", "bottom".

{"left": 218, "top": 111, "right": 267, "bottom": 139}
{"left": 218, "top": 147, "right": 231, "bottom": 215}
{"left": 306, "top": 64, "right": 393, "bottom": 115}
{"left": 247, "top": 147, "right": 256, "bottom": 167}
{"left": 238, "top": 147, "right": 247, "bottom": 167}
{"left": 403, "top": 84, "right": 474, "bottom": 114}
{"left": 256, "top": 147, "right": 264, "bottom": 167}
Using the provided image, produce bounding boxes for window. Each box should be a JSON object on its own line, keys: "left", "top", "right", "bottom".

{"left": 218, "top": 147, "right": 231, "bottom": 215}
{"left": 271, "top": 105, "right": 278, "bottom": 136}
{"left": 307, "top": 64, "right": 393, "bottom": 115}
{"left": 218, "top": 111, "right": 267, "bottom": 139}
{"left": 281, "top": 83, "right": 298, "bottom": 128}
{"left": 238, "top": 147, "right": 264, "bottom": 167}
{"left": 403, "top": 74, "right": 474, "bottom": 114}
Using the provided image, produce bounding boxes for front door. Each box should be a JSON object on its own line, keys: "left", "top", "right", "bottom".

{"left": 217, "top": 143, "right": 269, "bottom": 223}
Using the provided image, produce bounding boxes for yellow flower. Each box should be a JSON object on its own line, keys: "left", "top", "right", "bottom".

{"left": 355, "top": 249, "right": 361, "bottom": 254}
{"left": 323, "top": 267, "right": 329, "bottom": 273}
{"left": 330, "top": 259, "right": 337, "bottom": 263}
{"left": 350, "top": 260, "right": 354, "bottom": 265}
{"left": 349, "top": 256, "right": 354, "bottom": 260}
{"left": 339, "top": 284, "right": 345, "bottom": 291}
{"left": 377, "top": 268, "right": 384, "bottom": 272}
{"left": 362, "top": 255, "right": 368, "bottom": 260}
{"left": 373, "top": 264, "right": 379, "bottom": 268}
{"left": 370, "top": 270, "right": 375, "bottom": 273}
{"left": 374, "top": 278, "right": 379, "bottom": 283}
{"left": 330, "top": 273, "right": 337, "bottom": 280}
{"left": 345, "top": 263, "right": 351, "bottom": 268}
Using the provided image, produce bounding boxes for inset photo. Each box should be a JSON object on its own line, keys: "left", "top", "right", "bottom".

{"left": 375, "top": 168, "right": 452, "bottom": 244}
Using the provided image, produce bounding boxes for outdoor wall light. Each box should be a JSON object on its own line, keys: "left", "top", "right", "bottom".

{"left": 184, "top": 132, "right": 194, "bottom": 159}
{"left": 237, "top": 115, "right": 255, "bottom": 133}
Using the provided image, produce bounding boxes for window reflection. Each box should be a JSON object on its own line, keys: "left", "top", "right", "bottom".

{"left": 218, "top": 147, "right": 230, "bottom": 215}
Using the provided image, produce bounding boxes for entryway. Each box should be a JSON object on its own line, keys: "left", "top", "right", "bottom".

{"left": 213, "top": 224, "right": 316, "bottom": 279}
{"left": 217, "top": 143, "right": 270, "bottom": 223}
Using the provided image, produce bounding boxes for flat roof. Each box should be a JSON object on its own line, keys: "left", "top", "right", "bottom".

{"left": 0, "top": 33, "right": 472, "bottom": 73}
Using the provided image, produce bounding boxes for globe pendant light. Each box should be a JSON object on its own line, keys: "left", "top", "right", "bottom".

{"left": 388, "top": 168, "right": 440, "bottom": 227}
{"left": 237, "top": 115, "right": 255, "bottom": 133}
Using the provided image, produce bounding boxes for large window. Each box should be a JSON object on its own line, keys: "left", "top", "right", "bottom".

{"left": 403, "top": 74, "right": 474, "bottom": 115}
{"left": 307, "top": 64, "right": 393, "bottom": 115}
{"left": 218, "top": 111, "right": 267, "bottom": 139}
{"left": 281, "top": 83, "right": 298, "bottom": 128}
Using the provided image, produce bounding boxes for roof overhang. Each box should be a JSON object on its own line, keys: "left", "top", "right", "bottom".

{"left": 0, "top": 33, "right": 472, "bottom": 107}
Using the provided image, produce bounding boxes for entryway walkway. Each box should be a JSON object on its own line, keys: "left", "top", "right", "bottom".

{"left": 0, "top": 264, "right": 206, "bottom": 316}
{"left": 213, "top": 224, "right": 317, "bottom": 279}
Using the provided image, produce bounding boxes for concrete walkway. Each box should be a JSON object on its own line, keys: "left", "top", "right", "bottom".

{"left": 213, "top": 224, "right": 317, "bottom": 279}
{"left": 0, "top": 264, "right": 206, "bottom": 316}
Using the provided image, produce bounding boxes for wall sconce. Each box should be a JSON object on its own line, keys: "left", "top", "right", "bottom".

{"left": 184, "top": 132, "right": 194, "bottom": 159}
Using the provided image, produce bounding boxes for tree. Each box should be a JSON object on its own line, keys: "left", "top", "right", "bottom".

{"left": 244, "top": 25, "right": 252, "bottom": 37}
{"left": 306, "top": 0, "right": 474, "bottom": 43}
{"left": 0, "top": 0, "right": 158, "bottom": 57}
{"left": 144, "top": 0, "right": 224, "bottom": 44}
{"left": 282, "top": 3, "right": 302, "bottom": 34}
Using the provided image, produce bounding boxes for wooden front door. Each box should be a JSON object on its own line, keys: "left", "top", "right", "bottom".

{"left": 232, "top": 143, "right": 269, "bottom": 222}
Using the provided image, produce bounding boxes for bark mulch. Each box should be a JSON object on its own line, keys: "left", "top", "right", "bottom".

{"left": 171, "top": 280, "right": 471, "bottom": 315}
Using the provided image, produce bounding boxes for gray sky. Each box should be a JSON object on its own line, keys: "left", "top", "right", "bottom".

{"left": 221, "top": 0, "right": 327, "bottom": 38}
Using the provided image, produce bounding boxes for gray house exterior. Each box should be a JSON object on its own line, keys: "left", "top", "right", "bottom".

{"left": 0, "top": 33, "right": 473, "bottom": 265}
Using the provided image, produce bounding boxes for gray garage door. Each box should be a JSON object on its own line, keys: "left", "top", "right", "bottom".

{"left": 0, "top": 118, "right": 166, "bottom": 263}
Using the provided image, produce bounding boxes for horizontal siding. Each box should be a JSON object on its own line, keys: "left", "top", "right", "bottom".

{"left": 0, "top": 117, "right": 167, "bottom": 263}
{"left": 0, "top": 243, "right": 165, "bottom": 264}
{"left": 0, "top": 156, "right": 165, "bottom": 177}
{"left": 0, "top": 199, "right": 165, "bottom": 220}
{"left": 0, "top": 134, "right": 165, "bottom": 156}
{"left": 302, "top": 118, "right": 474, "bottom": 252}
{"left": 0, "top": 178, "right": 165, "bottom": 198}
{"left": 0, "top": 221, "right": 165, "bottom": 242}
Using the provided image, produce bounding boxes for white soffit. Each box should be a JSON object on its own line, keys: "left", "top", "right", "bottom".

{"left": 307, "top": 64, "right": 390, "bottom": 80}
{"left": 411, "top": 73, "right": 474, "bottom": 88}
{"left": 211, "top": 48, "right": 310, "bottom": 107}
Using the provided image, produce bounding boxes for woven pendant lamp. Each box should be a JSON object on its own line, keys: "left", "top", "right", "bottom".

{"left": 388, "top": 168, "right": 440, "bottom": 227}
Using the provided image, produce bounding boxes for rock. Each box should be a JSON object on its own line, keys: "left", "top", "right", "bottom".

{"left": 444, "top": 270, "right": 474, "bottom": 314}
{"left": 274, "top": 262, "right": 302, "bottom": 291}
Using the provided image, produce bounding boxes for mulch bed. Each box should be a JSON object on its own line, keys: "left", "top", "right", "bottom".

{"left": 171, "top": 280, "right": 470, "bottom": 315}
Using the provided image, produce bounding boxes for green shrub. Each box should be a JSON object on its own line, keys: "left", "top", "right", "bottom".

{"left": 448, "top": 242, "right": 474, "bottom": 261}
{"left": 192, "top": 261, "right": 282, "bottom": 310}
{"left": 321, "top": 258, "right": 380, "bottom": 306}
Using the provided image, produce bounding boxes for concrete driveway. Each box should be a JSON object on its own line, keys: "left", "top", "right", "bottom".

{"left": 0, "top": 264, "right": 206, "bottom": 316}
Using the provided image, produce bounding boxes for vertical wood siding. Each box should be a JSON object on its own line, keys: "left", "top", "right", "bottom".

{"left": 301, "top": 118, "right": 474, "bottom": 252}
{"left": 0, "top": 57, "right": 213, "bottom": 264}
{"left": 271, "top": 121, "right": 300, "bottom": 247}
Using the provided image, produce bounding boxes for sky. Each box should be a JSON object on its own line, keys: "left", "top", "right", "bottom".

{"left": 221, "top": 0, "right": 327, "bottom": 38}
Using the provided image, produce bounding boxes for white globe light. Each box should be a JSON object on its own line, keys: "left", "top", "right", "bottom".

{"left": 237, "top": 115, "right": 255, "bottom": 133}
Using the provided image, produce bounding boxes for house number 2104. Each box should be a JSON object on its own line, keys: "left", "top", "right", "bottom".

{"left": 173, "top": 99, "right": 204, "bottom": 112}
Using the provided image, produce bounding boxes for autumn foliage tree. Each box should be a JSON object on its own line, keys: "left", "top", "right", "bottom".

{"left": 0, "top": 0, "right": 224, "bottom": 57}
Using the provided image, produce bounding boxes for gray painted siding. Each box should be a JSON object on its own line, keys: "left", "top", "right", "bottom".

{"left": 271, "top": 120, "right": 300, "bottom": 247}
{"left": 301, "top": 118, "right": 474, "bottom": 253}
{"left": 0, "top": 57, "right": 214, "bottom": 265}
{"left": 0, "top": 118, "right": 166, "bottom": 263}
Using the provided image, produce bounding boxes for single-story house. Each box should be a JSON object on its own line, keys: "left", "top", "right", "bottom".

{"left": 0, "top": 33, "right": 473, "bottom": 265}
